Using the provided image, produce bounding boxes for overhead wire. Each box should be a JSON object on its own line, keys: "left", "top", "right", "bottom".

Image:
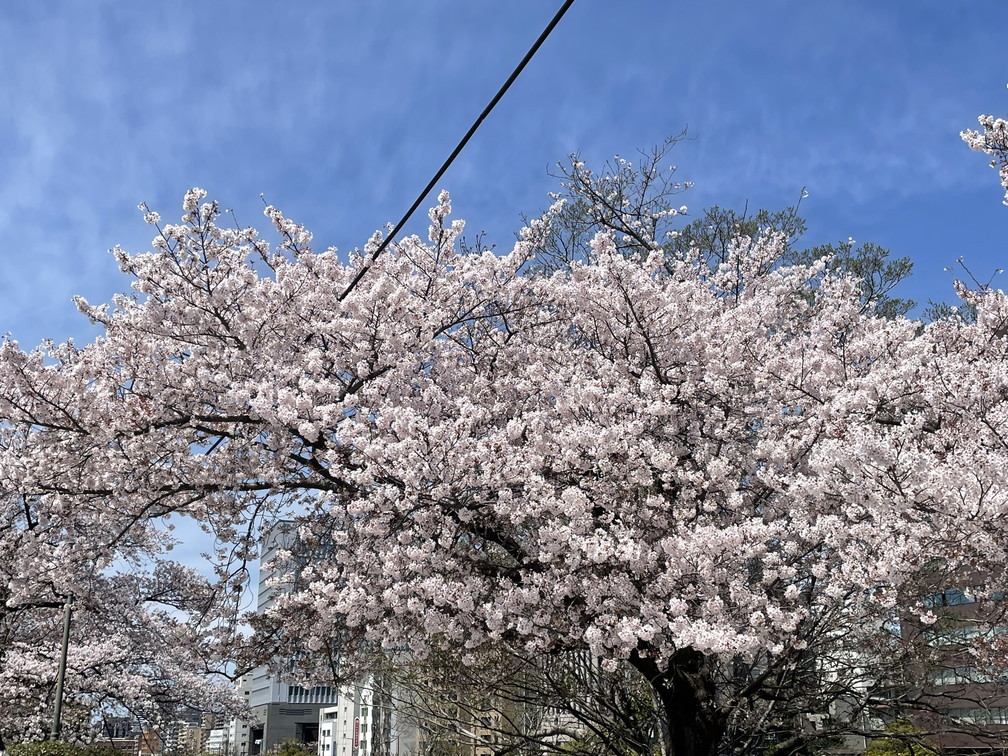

{"left": 337, "top": 0, "right": 577, "bottom": 302}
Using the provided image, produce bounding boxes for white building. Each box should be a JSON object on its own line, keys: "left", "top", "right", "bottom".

{"left": 205, "top": 728, "right": 228, "bottom": 756}
{"left": 317, "top": 684, "right": 373, "bottom": 756}
{"left": 318, "top": 678, "right": 419, "bottom": 756}
{"left": 227, "top": 673, "right": 254, "bottom": 756}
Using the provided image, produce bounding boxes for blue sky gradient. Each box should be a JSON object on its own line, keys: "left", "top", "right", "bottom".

{"left": 1, "top": 0, "right": 1005, "bottom": 347}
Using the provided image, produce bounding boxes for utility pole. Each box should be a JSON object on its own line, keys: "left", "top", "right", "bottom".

{"left": 49, "top": 597, "right": 73, "bottom": 740}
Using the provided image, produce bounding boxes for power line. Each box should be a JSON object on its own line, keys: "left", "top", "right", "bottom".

{"left": 337, "top": 0, "right": 577, "bottom": 302}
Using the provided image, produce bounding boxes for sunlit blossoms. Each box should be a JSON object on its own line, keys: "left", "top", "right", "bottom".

{"left": 961, "top": 90, "right": 1008, "bottom": 205}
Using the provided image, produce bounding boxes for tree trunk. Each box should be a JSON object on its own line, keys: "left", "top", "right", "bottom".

{"left": 631, "top": 648, "right": 725, "bottom": 756}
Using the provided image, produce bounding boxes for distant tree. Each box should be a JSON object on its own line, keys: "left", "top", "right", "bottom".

{"left": 387, "top": 647, "right": 660, "bottom": 755}
{"left": 863, "top": 721, "right": 938, "bottom": 756}
{"left": 0, "top": 490, "right": 243, "bottom": 743}
{"left": 271, "top": 741, "right": 313, "bottom": 756}
{"left": 537, "top": 136, "right": 914, "bottom": 319}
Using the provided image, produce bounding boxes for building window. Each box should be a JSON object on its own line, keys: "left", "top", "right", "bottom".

{"left": 923, "top": 588, "right": 977, "bottom": 607}
{"left": 947, "top": 707, "right": 1008, "bottom": 725}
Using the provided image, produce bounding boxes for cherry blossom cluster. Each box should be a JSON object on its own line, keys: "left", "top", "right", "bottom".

{"left": 961, "top": 92, "right": 1008, "bottom": 205}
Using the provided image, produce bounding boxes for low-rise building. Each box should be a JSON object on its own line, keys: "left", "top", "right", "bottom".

{"left": 205, "top": 728, "right": 228, "bottom": 756}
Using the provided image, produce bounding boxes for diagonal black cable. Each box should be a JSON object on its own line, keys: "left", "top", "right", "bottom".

{"left": 337, "top": 0, "right": 577, "bottom": 302}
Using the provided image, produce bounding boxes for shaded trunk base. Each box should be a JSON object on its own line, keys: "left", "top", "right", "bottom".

{"left": 632, "top": 648, "right": 725, "bottom": 756}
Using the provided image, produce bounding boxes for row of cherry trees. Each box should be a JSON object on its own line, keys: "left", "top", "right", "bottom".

{"left": 1, "top": 100, "right": 1007, "bottom": 755}
{"left": 0, "top": 493, "right": 242, "bottom": 743}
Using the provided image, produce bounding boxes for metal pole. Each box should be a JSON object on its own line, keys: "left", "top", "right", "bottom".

{"left": 49, "top": 597, "right": 73, "bottom": 741}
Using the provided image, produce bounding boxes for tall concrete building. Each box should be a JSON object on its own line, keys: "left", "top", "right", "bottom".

{"left": 247, "top": 521, "right": 339, "bottom": 754}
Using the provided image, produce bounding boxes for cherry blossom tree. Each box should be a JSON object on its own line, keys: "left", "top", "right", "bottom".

{"left": 5, "top": 109, "right": 1008, "bottom": 756}
{"left": 0, "top": 491, "right": 243, "bottom": 743}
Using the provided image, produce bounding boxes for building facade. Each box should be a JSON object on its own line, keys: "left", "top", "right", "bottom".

{"left": 246, "top": 521, "right": 339, "bottom": 755}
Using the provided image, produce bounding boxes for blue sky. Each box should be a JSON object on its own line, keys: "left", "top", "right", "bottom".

{"left": 1, "top": 1, "right": 1005, "bottom": 351}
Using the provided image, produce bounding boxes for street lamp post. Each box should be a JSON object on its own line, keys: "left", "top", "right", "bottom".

{"left": 49, "top": 597, "right": 73, "bottom": 741}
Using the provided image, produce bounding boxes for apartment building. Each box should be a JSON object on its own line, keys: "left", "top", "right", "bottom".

{"left": 917, "top": 586, "right": 1008, "bottom": 752}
